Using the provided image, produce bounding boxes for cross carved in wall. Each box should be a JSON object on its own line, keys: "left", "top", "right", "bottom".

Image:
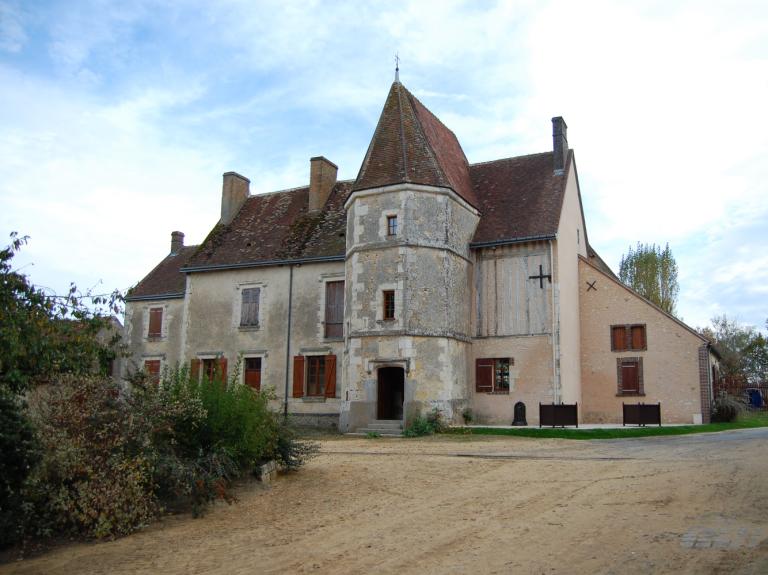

{"left": 528, "top": 264, "right": 552, "bottom": 289}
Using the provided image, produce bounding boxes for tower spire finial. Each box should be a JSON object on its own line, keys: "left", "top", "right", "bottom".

{"left": 395, "top": 52, "right": 400, "bottom": 83}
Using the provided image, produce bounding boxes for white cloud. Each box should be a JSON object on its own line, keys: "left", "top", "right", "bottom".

{"left": 0, "top": 1, "right": 26, "bottom": 53}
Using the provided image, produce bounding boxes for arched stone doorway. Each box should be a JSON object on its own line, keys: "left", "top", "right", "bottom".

{"left": 377, "top": 366, "right": 405, "bottom": 420}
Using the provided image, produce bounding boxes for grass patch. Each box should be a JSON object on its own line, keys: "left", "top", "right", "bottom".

{"left": 445, "top": 411, "right": 768, "bottom": 440}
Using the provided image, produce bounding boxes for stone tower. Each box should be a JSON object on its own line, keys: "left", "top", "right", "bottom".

{"left": 339, "top": 81, "right": 480, "bottom": 432}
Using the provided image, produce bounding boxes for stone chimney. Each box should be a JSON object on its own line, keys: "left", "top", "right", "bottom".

{"left": 552, "top": 117, "right": 568, "bottom": 174}
{"left": 170, "top": 231, "right": 184, "bottom": 254}
{"left": 220, "top": 172, "right": 250, "bottom": 225}
{"left": 309, "top": 156, "right": 338, "bottom": 212}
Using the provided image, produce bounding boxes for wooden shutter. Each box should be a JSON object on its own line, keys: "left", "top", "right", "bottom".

{"left": 475, "top": 358, "right": 494, "bottom": 392}
{"left": 631, "top": 325, "right": 645, "bottom": 350}
{"left": 148, "top": 307, "right": 163, "bottom": 337}
{"left": 244, "top": 358, "right": 261, "bottom": 391}
{"left": 324, "top": 355, "right": 337, "bottom": 398}
{"left": 144, "top": 360, "right": 161, "bottom": 384}
{"left": 292, "top": 355, "right": 305, "bottom": 398}
{"left": 325, "top": 281, "right": 344, "bottom": 338}
{"left": 218, "top": 357, "right": 228, "bottom": 386}
{"left": 621, "top": 362, "right": 640, "bottom": 393}
{"left": 611, "top": 326, "right": 626, "bottom": 351}
{"left": 190, "top": 358, "right": 201, "bottom": 381}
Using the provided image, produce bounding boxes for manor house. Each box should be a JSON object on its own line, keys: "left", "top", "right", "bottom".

{"left": 124, "top": 79, "right": 717, "bottom": 431}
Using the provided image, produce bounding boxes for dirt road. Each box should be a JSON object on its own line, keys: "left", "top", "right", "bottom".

{"left": 3, "top": 429, "right": 767, "bottom": 574}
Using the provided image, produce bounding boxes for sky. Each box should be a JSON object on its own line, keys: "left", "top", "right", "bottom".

{"left": 0, "top": 0, "right": 766, "bottom": 333}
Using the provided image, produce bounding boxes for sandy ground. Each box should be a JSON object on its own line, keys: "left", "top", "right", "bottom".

{"left": 2, "top": 429, "right": 768, "bottom": 575}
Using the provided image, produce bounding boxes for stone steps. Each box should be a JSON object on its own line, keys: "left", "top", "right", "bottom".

{"left": 356, "top": 419, "right": 404, "bottom": 436}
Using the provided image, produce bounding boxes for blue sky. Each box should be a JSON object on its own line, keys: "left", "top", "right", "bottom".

{"left": 1, "top": 0, "right": 766, "bottom": 332}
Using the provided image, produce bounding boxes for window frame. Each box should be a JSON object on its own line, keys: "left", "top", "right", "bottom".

{"left": 324, "top": 280, "right": 344, "bottom": 339}
{"left": 306, "top": 356, "right": 326, "bottom": 397}
{"left": 610, "top": 324, "right": 647, "bottom": 352}
{"left": 383, "top": 290, "right": 396, "bottom": 320}
{"left": 243, "top": 356, "right": 262, "bottom": 391}
{"left": 616, "top": 357, "right": 644, "bottom": 396}
{"left": 144, "top": 359, "right": 161, "bottom": 384}
{"left": 386, "top": 215, "right": 398, "bottom": 236}
{"left": 240, "top": 286, "right": 261, "bottom": 328}
{"left": 147, "top": 307, "right": 163, "bottom": 339}
{"left": 476, "top": 357, "right": 514, "bottom": 394}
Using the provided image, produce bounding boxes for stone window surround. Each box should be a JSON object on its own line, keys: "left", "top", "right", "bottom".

{"left": 234, "top": 281, "right": 266, "bottom": 331}
{"left": 380, "top": 209, "right": 402, "bottom": 240}
{"left": 298, "top": 348, "right": 333, "bottom": 402}
{"left": 239, "top": 350, "right": 267, "bottom": 387}
{"left": 318, "top": 273, "right": 345, "bottom": 341}
{"left": 143, "top": 304, "right": 169, "bottom": 342}
{"left": 375, "top": 282, "right": 401, "bottom": 325}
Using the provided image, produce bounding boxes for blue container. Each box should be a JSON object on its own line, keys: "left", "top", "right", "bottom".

{"left": 746, "top": 388, "right": 763, "bottom": 408}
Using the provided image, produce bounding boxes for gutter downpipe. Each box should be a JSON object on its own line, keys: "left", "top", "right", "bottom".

{"left": 283, "top": 264, "right": 294, "bottom": 418}
{"left": 550, "top": 239, "right": 560, "bottom": 404}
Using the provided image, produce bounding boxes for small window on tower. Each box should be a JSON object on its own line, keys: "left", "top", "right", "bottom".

{"left": 383, "top": 290, "right": 395, "bottom": 320}
{"left": 387, "top": 215, "right": 398, "bottom": 236}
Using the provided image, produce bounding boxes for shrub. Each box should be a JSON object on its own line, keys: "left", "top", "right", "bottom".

{"left": 404, "top": 408, "right": 446, "bottom": 437}
{"left": 461, "top": 407, "right": 474, "bottom": 425}
{"left": 711, "top": 392, "right": 744, "bottom": 423}
{"left": 273, "top": 418, "right": 319, "bottom": 471}
{"left": 0, "top": 391, "right": 41, "bottom": 548}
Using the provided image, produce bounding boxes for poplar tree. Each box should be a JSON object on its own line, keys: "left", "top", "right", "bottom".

{"left": 619, "top": 242, "right": 679, "bottom": 316}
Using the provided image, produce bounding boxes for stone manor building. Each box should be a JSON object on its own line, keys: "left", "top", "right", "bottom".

{"left": 124, "top": 79, "right": 718, "bottom": 430}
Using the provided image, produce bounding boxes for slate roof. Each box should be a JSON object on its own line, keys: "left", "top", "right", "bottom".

{"left": 184, "top": 181, "right": 353, "bottom": 270}
{"left": 354, "top": 82, "right": 477, "bottom": 208}
{"left": 470, "top": 151, "right": 570, "bottom": 245}
{"left": 126, "top": 245, "right": 198, "bottom": 300}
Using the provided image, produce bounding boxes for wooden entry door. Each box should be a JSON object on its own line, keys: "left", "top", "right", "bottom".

{"left": 377, "top": 367, "right": 404, "bottom": 420}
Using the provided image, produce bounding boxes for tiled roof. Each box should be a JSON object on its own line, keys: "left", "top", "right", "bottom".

{"left": 470, "top": 151, "right": 570, "bottom": 244}
{"left": 184, "top": 181, "right": 353, "bottom": 270}
{"left": 126, "top": 245, "right": 197, "bottom": 300}
{"left": 354, "top": 82, "right": 477, "bottom": 208}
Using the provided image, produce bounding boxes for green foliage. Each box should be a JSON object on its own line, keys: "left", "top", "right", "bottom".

{"left": 273, "top": 419, "right": 319, "bottom": 471}
{"left": 0, "top": 391, "right": 41, "bottom": 548}
{"left": 710, "top": 392, "right": 744, "bottom": 423}
{"left": 619, "top": 242, "right": 679, "bottom": 315}
{"left": 365, "top": 431, "right": 381, "bottom": 439}
{"left": 404, "top": 408, "right": 446, "bottom": 437}
{"left": 701, "top": 315, "right": 768, "bottom": 384}
{"left": 461, "top": 407, "right": 474, "bottom": 425}
{"left": 0, "top": 233, "right": 123, "bottom": 394}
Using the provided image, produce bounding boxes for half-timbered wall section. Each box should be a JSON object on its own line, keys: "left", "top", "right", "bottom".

{"left": 474, "top": 242, "right": 553, "bottom": 337}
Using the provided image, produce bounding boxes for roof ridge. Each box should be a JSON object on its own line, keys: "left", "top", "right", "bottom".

{"left": 250, "top": 178, "right": 354, "bottom": 200}
{"left": 469, "top": 150, "right": 552, "bottom": 168}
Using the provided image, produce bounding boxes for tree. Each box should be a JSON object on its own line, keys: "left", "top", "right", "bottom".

{"left": 0, "top": 233, "right": 123, "bottom": 394}
{"left": 700, "top": 315, "right": 768, "bottom": 384}
{"left": 619, "top": 242, "right": 679, "bottom": 315}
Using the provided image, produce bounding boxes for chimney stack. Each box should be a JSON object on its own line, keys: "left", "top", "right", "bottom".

{"left": 309, "top": 156, "right": 338, "bottom": 211}
{"left": 220, "top": 172, "right": 250, "bottom": 225}
{"left": 170, "top": 231, "right": 184, "bottom": 254}
{"left": 552, "top": 117, "right": 568, "bottom": 174}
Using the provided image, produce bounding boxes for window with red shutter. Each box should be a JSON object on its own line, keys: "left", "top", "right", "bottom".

{"left": 611, "top": 324, "right": 646, "bottom": 351}
{"left": 292, "top": 356, "right": 305, "bottom": 398}
{"left": 616, "top": 357, "right": 643, "bottom": 395}
{"left": 148, "top": 307, "right": 163, "bottom": 338}
{"left": 144, "top": 359, "right": 161, "bottom": 384}
{"left": 476, "top": 358, "right": 513, "bottom": 393}
{"left": 324, "top": 355, "right": 337, "bottom": 398}
{"left": 244, "top": 357, "right": 261, "bottom": 391}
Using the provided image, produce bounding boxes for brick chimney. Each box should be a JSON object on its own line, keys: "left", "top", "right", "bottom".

{"left": 170, "top": 231, "right": 184, "bottom": 254}
{"left": 220, "top": 172, "right": 250, "bottom": 225}
{"left": 309, "top": 156, "right": 338, "bottom": 212}
{"left": 552, "top": 117, "right": 568, "bottom": 174}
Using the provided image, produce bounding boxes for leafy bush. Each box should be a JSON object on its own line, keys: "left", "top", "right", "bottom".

{"left": 461, "top": 407, "right": 474, "bottom": 425}
{"left": 711, "top": 392, "right": 744, "bottom": 423}
{"left": 0, "top": 391, "right": 41, "bottom": 548}
{"left": 404, "top": 408, "right": 446, "bottom": 437}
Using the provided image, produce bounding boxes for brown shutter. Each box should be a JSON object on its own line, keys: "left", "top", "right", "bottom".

{"left": 622, "top": 362, "right": 640, "bottom": 393}
{"left": 611, "top": 326, "right": 626, "bottom": 351}
{"left": 292, "top": 355, "right": 305, "bottom": 398}
{"left": 475, "top": 358, "right": 494, "bottom": 392}
{"left": 631, "top": 326, "right": 645, "bottom": 350}
{"left": 218, "top": 357, "right": 228, "bottom": 386}
{"left": 245, "top": 365, "right": 261, "bottom": 391}
{"left": 324, "top": 355, "right": 337, "bottom": 398}
{"left": 190, "top": 358, "right": 201, "bottom": 381}
{"left": 148, "top": 307, "right": 162, "bottom": 337}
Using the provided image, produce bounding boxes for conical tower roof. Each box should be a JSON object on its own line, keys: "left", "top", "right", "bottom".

{"left": 353, "top": 81, "right": 477, "bottom": 208}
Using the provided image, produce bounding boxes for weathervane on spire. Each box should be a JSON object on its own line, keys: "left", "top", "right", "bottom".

{"left": 395, "top": 52, "right": 400, "bottom": 83}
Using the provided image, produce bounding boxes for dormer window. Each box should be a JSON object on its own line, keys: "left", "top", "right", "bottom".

{"left": 387, "top": 215, "right": 398, "bottom": 236}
